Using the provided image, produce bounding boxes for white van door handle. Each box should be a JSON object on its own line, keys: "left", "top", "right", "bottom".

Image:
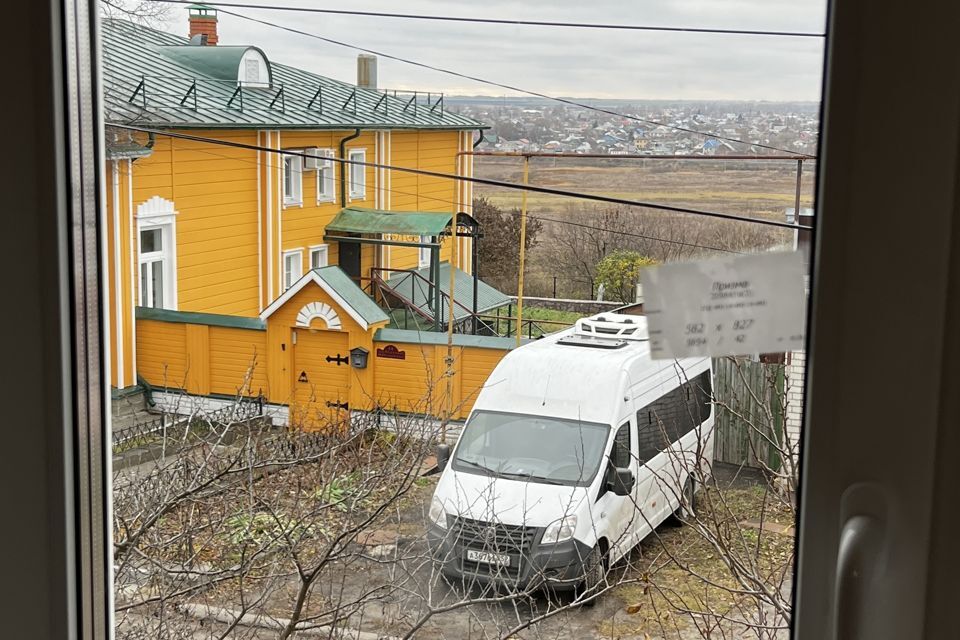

{"left": 834, "top": 514, "right": 883, "bottom": 639}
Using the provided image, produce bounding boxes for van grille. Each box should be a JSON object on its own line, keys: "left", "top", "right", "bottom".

{"left": 450, "top": 516, "right": 539, "bottom": 554}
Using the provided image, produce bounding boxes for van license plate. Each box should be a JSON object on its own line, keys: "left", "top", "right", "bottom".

{"left": 466, "top": 550, "right": 511, "bottom": 567}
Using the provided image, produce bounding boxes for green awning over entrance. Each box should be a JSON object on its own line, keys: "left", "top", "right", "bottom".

{"left": 326, "top": 207, "right": 453, "bottom": 236}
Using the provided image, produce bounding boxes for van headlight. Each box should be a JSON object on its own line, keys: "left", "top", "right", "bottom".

{"left": 429, "top": 495, "right": 448, "bottom": 530}
{"left": 541, "top": 515, "right": 577, "bottom": 544}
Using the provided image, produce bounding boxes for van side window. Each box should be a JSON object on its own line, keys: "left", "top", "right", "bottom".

{"left": 611, "top": 422, "right": 631, "bottom": 468}
{"left": 636, "top": 370, "right": 713, "bottom": 462}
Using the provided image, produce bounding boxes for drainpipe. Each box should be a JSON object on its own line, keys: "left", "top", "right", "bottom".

{"left": 473, "top": 128, "right": 484, "bottom": 149}
{"left": 339, "top": 128, "right": 362, "bottom": 207}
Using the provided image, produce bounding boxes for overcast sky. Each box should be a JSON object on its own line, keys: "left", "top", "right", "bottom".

{"left": 158, "top": 0, "right": 828, "bottom": 101}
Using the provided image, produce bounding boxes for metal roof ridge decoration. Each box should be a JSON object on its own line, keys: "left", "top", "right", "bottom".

{"left": 325, "top": 207, "right": 455, "bottom": 236}
{"left": 101, "top": 18, "right": 486, "bottom": 131}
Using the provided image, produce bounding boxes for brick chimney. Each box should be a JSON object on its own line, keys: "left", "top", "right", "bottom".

{"left": 188, "top": 4, "right": 218, "bottom": 46}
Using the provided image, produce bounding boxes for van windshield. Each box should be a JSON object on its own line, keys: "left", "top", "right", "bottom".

{"left": 451, "top": 411, "right": 610, "bottom": 486}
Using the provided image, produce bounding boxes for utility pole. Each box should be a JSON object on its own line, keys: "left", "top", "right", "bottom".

{"left": 515, "top": 155, "right": 530, "bottom": 347}
{"left": 442, "top": 206, "right": 459, "bottom": 441}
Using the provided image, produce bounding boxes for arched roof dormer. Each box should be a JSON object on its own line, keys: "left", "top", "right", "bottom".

{"left": 159, "top": 45, "right": 272, "bottom": 88}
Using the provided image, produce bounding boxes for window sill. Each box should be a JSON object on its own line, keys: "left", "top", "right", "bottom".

{"left": 283, "top": 201, "right": 304, "bottom": 209}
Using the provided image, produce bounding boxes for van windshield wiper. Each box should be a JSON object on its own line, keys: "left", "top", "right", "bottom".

{"left": 455, "top": 457, "right": 496, "bottom": 474}
{"left": 496, "top": 471, "right": 564, "bottom": 486}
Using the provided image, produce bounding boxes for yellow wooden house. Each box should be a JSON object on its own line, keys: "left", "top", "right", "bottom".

{"left": 103, "top": 8, "right": 516, "bottom": 427}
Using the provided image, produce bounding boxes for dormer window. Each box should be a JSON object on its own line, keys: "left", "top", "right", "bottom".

{"left": 239, "top": 48, "right": 270, "bottom": 88}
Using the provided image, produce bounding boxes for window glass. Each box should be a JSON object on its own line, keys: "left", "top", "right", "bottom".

{"left": 611, "top": 421, "right": 632, "bottom": 468}
{"left": 637, "top": 370, "right": 712, "bottom": 462}
{"left": 310, "top": 245, "right": 328, "bottom": 269}
{"left": 283, "top": 250, "right": 302, "bottom": 290}
{"left": 348, "top": 149, "right": 365, "bottom": 198}
{"left": 317, "top": 149, "right": 335, "bottom": 201}
{"left": 452, "top": 410, "right": 610, "bottom": 486}
{"left": 418, "top": 236, "right": 431, "bottom": 269}
{"left": 140, "top": 228, "right": 160, "bottom": 253}
{"left": 283, "top": 154, "right": 302, "bottom": 204}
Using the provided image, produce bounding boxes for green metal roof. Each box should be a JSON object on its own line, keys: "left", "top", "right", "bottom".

{"left": 312, "top": 266, "right": 390, "bottom": 326}
{"left": 385, "top": 262, "right": 511, "bottom": 323}
{"left": 374, "top": 328, "right": 524, "bottom": 351}
{"left": 101, "top": 19, "right": 486, "bottom": 131}
{"left": 326, "top": 207, "right": 453, "bottom": 236}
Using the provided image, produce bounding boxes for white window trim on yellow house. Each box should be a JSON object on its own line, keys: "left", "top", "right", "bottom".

{"left": 282, "top": 248, "right": 303, "bottom": 291}
{"left": 308, "top": 148, "right": 336, "bottom": 203}
{"left": 282, "top": 152, "right": 302, "bottom": 207}
{"left": 348, "top": 149, "right": 366, "bottom": 200}
{"left": 309, "top": 244, "right": 329, "bottom": 270}
{"left": 136, "top": 196, "right": 178, "bottom": 310}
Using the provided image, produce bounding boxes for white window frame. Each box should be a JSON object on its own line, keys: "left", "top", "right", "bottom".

{"left": 348, "top": 149, "right": 366, "bottom": 200}
{"left": 309, "top": 244, "right": 329, "bottom": 270}
{"left": 313, "top": 148, "right": 336, "bottom": 203}
{"left": 282, "top": 153, "right": 303, "bottom": 206}
{"left": 282, "top": 249, "right": 303, "bottom": 291}
{"left": 136, "top": 196, "right": 178, "bottom": 310}
{"left": 418, "top": 235, "right": 432, "bottom": 269}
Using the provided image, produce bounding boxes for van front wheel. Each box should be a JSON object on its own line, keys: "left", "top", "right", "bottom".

{"left": 671, "top": 477, "right": 696, "bottom": 524}
{"left": 576, "top": 546, "right": 606, "bottom": 607}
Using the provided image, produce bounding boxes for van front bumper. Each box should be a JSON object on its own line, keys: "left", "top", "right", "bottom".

{"left": 426, "top": 522, "right": 592, "bottom": 590}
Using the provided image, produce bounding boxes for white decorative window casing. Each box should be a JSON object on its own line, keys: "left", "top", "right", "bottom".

{"left": 283, "top": 250, "right": 303, "bottom": 291}
{"left": 348, "top": 149, "right": 366, "bottom": 200}
{"left": 310, "top": 245, "right": 329, "bottom": 270}
{"left": 296, "top": 301, "right": 342, "bottom": 330}
{"left": 283, "top": 153, "right": 303, "bottom": 206}
{"left": 309, "top": 148, "right": 336, "bottom": 202}
{"left": 136, "top": 196, "right": 178, "bottom": 310}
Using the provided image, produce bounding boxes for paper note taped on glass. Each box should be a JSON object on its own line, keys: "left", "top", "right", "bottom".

{"left": 640, "top": 251, "right": 806, "bottom": 359}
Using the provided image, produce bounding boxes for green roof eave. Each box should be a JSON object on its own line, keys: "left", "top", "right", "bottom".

{"left": 136, "top": 306, "right": 266, "bottom": 330}
{"left": 374, "top": 328, "right": 528, "bottom": 350}
{"left": 326, "top": 207, "right": 453, "bottom": 236}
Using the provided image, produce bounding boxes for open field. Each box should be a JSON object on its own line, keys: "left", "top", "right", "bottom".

{"left": 472, "top": 157, "right": 817, "bottom": 298}
{"left": 474, "top": 157, "right": 816, "bottom": 218}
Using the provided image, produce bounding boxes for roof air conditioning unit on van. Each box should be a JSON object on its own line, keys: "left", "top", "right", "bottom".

{"left": 574, "top": 312, "right": 649, "bottom": 341}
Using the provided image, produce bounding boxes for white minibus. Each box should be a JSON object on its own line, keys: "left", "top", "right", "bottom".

{"left": 427, "top": 312, "right": 714, "bottom": 598}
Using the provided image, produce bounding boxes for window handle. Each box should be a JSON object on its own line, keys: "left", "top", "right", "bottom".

{"left": 834, "top": 484, "right": 887, "bottom": 640}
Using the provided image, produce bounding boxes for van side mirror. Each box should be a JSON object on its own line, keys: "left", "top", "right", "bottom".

{"left": 609, "top": 467, "right": 635, "bottom": 496}
{"left": 436, "top": 443, "right": 451, "bottom": 471}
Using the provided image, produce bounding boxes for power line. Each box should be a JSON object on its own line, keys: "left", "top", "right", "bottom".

{"left": 184, "top": 6, "right": 816, "bottom": 159}
{"left": 176, "top": 143, "right": 752, "bottom": 256}
{"left": 527, "top": 215, "right": 746, "bottom": 255}
{"left": 114, "top": 124, "right": 812, "bottom": 230}
{"left": 153, "top": 0, "right": 824, "bottom": 38}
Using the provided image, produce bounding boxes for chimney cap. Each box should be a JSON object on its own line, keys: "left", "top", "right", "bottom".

{"left": 188, "top": 3, "right": 217, "bottom": 17}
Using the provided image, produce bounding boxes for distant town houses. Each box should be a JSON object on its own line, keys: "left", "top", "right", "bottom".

{"left": 451, "top": 99, "right": 819, "bottom": 155}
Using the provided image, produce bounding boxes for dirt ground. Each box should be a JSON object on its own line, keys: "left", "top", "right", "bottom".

{"left": 212, "top": 463, "right": 793, "bottom": 640}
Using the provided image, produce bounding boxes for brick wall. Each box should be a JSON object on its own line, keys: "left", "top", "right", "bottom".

{"left": 784, "top": 349, "right": 806, "bottom": 459}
